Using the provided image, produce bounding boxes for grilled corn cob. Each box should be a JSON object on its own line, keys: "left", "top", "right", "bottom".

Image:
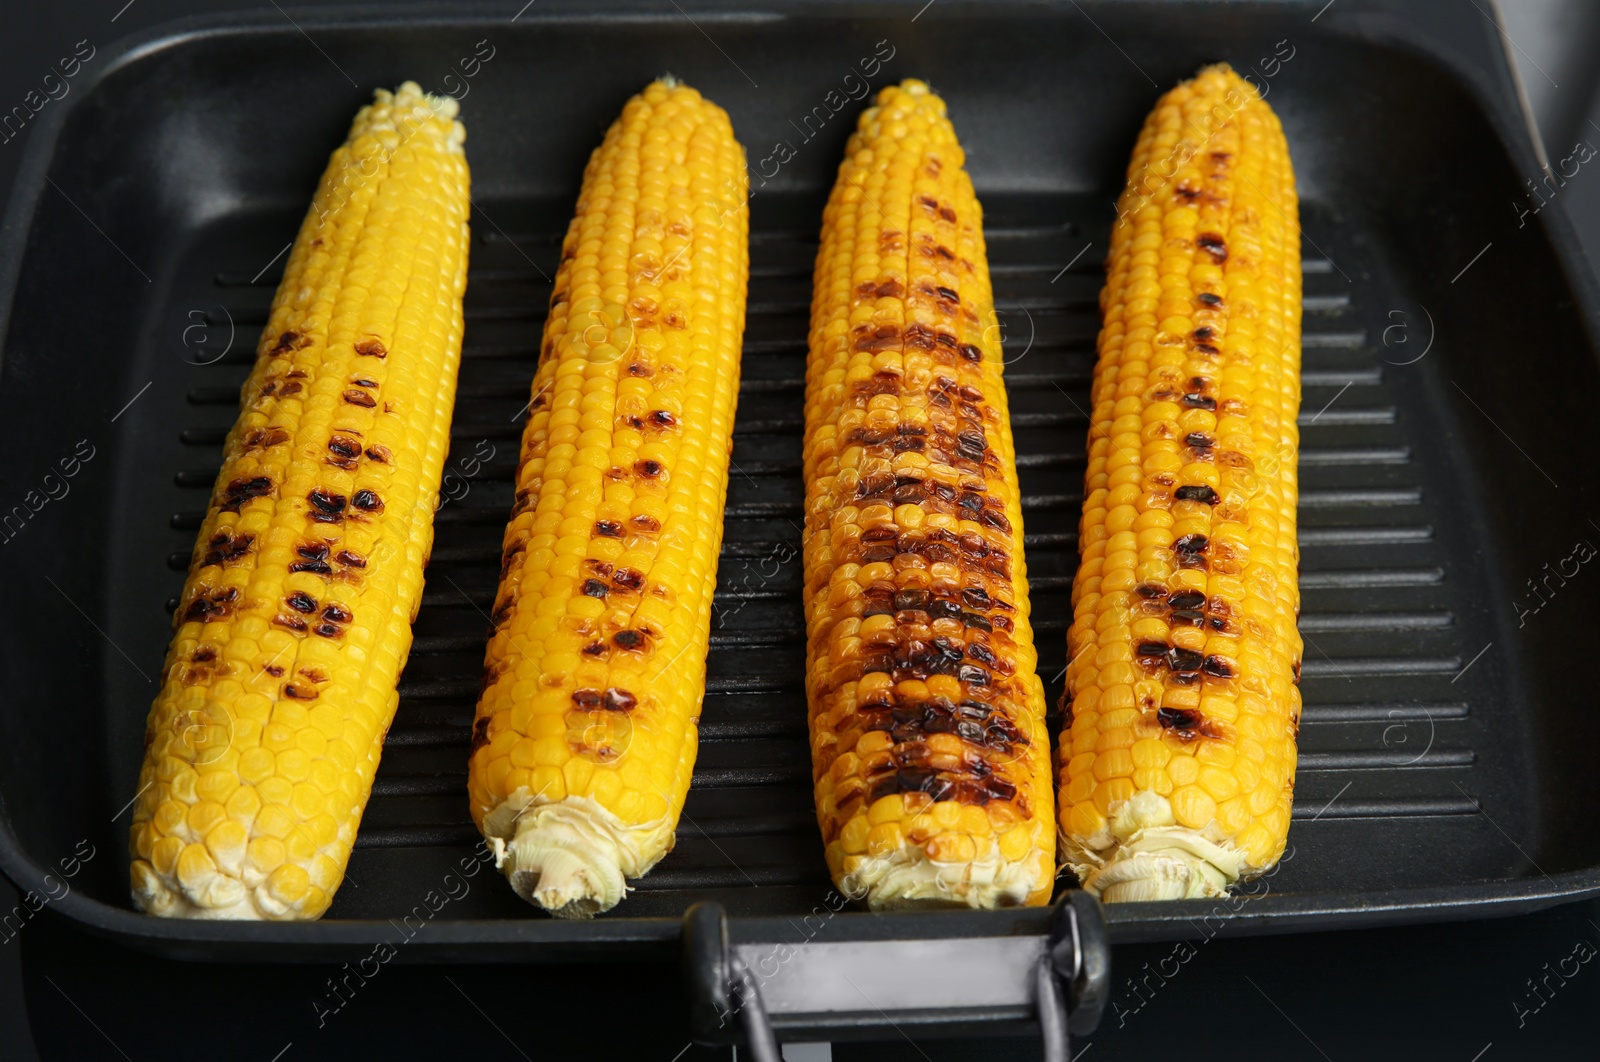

{"left": 1060, "top": 64, "right": 1302, "bottom": 902}
{"left": 128, "top": 83, "right": 471, "bottom": 920}
{"left": 803, "top": 80, "right": 1054, "bottom": 910}
{"left": 467, "top": 80, "right": 748, "bottom": 918}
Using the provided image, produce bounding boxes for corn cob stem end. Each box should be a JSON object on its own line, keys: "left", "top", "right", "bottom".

{"left": 484, "top": 795, "right": 670, "bottom": 918}
{"left": 1065, "top": 791, "right": 1248, "bottom": 903}
{"left": 842, "top": 846, "right": 1050, "bottom": 912}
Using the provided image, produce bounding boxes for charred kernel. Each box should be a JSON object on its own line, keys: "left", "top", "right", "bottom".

{"left": 1168, "top": 647, "right": 1203, "bottom": 672}
{"left": 1136, "top": 641, "right": 1168, "bottom": 658}
{"left": 327, "top": 435, "right": 361, "bottom": 459}
{"left": 312, "top": 623, "right": 344, "bottom": 639}
{"left": 893, "top": 589, "right": 929, "bottom": 611}
{"left": 1209, "top": 616, "right": 1231, "bottom": 632}
{"left": 1174, "top": 484, "right": 1220, "bottom": 504}
{"left": 351, "top": 489, "right": 383, "bottom": 513}
{"left": 979, "top": 509, "right": 1011, "bottom": 532}
{"left": 601, "top": 688, "right": 637, "bottom": 712}
{"left": 1182, "top": 393, "right": 1218, "bottom": 410}
{"left": 1167, "top": 590, "right": 1206, "bottom": 610}
{"left": 962, "top": 611, "right": 993, "bottom": 632}
{"left": 282, "top": 684, "right": 315, "bottom": 701}
{"left": 335, "top": 549, "right": 366, "bottom": 568}
{"left": 571, "top": 689, "right": 602, "bottom": 709}
{"left": 630, "top": 515, "right": 661, "bottom": 534}
{"left": 1193, "top": 326, "right": 1215, "bottom": 341}
{"left": 594, "top": 520, "right": 623, "bottom": 538}
{"left": 1196, "top": 233, "right": 1227, "bottom": 261}
{"left": 182, "top": 588, "right": 239, "bottom": 623}
{"left": 264, "top": 664, "right": 284, "bottom": 677}
{"left": 1202, "top": 655, "right": 1237, "bottom": 678}
{"left": 957, "top": 664, "right": 990, "bottom": 686}
{"left": 582, "top": 641, "right": 606, "bottom": 656}
{"left": 935, "top": 285, "right": 960, "bottom": 302}
{"left": 1135, "top": 582, "right": 1166, "bottom": 599}
{"left": 307, "top": 488, "right": 346, "bottom": 518}
{"left": 648, "top": 410, "right": 677, "bottom": 429}
{"left": 219, "top": 477, "right": 274, "bottom": 513}
{"left": 350, "top": 377, "right": 379, "bottom": 389}
{"left": 270, "top": 330, "right": 303, "bottom": 353}
{"left": 321, "top": 604, "right": 351, "bottom": 624}
{"left": 612, "top": 568, "right": 645, "bottom": 591}
{"left": 286, "top": 591, "right": 317, "bottom": 614}
{"left": 1185, "top": 432, "right": 1215, "bottom": 449}
{"left": 1193, "top": 342, "right": 1221, "bottom": 356}
{"left": 191, "top": 647, "right": 217, "bottom": 663}
{"left": 1197, "top": 292, "right": 1223, "bottom": 307}
{"left": 288, "top": 558, "right": 333, "bottom": 575}
{"left": 1169, "top": 609, "right": 1205, "bottom": 626}
{"left": 581, "top": 579, "right": 609, "bottom": 599}
{"left": 342, "top": 389, "right": 378, "bottom": 408}
{"left": 612, "top": 629, "right": 645, "bottom": 650}
{"left": 353, "top": 338, "right": 387, "bottom": 358}
{"left": 469, "top": 717, "right": 491, "bottom": 754}
{"left": 1174, "top": 534, "right": 1209, "bottom": 554}
{"left": 958, "top": 343, "right": 983, "bottom": 362}
{"left": 1158, "top": 706, "right": 1203, "bottom": 730}
{"left": 272, "top": 614, "right": 308, "bottom": 632}
{"left": 967, "top": 642, "right": 998, "bottom": 668}
{"left": 363, "top": 445, "right": 392, "bottom": 463}
{"left": 635, "top": 459, "right": 664, "bottom": 478}
{"left": 199, "top": 531, "right": 255, "bottom": 568}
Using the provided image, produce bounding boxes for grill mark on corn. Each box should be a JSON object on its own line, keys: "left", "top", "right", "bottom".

{"left": 181, "top": 586, "right": 238, "bottom": 623}
{"left": 198, "top": 530, "right": 254, "bottom": 568}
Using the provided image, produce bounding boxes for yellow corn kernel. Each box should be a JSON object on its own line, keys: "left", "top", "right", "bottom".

{"left": 1058, "top": 64, "right": 1301, "bottom": 903}
{"left": 468, "top": 80, "right": 749, "bottom": 919}
{"left": 804, "top": 80, "right": 1054, "bottom": 911}
{"left": 128, "top": 82, "right": 471, "bottom": 921}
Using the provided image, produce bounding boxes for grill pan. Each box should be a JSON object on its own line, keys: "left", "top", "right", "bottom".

{"left": 2, "top": 0, "right": 1599, "bottom": 998}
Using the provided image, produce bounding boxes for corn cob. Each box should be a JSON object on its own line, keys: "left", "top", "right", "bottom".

{"left": 803, "top": 80, "right": 1055, "bottom": 910}
{"left": 467, "top": 80, "right": 748, "bottom": 918}
{"left": 128, "top": 83, "right": 471, "bottom": 920}
{"left": 1059, "top": 64, "right": 1302, "bottom": 902}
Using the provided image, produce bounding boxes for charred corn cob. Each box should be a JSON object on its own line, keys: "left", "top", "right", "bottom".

{"left": 803, "top": 80, "right": 1055, "bottom": 910}
{"left": 467, "top": 80, "right": 748, "bottom": 918}
{"left": 1060, "top": 64, "right": 1302, "bottom": 902}
{"left": 128, "top": 83, "right": 471, "bottom": 920}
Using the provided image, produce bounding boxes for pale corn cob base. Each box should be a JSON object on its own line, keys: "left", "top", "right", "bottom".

{"left": 1060, "top": 65, "right": 1302, "bottom": 902}
{"left": 483, "top": 794, "right": 664, "bottom": 917}
{"left": 128, "top": 83, "right": 470, "bottom": 920}
{"left": 804, "top": 81, "right": 1055, "bottom": 911}
{"left": 468, "top": 80, "right": 749, "bottom": 918}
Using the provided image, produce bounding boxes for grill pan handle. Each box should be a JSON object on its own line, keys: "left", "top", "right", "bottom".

{"left": 682, "top": 891, "right": 1110, "bottom": 1056}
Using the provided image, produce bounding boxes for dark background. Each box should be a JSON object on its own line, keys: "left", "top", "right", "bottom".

{"left": 2, "top": 2, "right": 1599, "bottom": 1060}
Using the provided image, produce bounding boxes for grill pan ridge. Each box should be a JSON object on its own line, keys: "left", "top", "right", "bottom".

{"left": 0, "top": 1, "right": 1598, "bottom": 963}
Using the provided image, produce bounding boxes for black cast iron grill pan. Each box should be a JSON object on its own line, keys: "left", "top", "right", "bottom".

{"left": 1, "top": 1, "right": 1598, "bottom": 978}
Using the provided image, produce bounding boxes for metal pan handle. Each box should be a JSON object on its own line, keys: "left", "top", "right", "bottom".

{"left": 683, "top": 890, "right": 1110, "bottom": 1059}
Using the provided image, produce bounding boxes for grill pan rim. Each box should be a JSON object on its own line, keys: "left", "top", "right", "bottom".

{"left": 3, "top": 0, "right": 1600, "bottom": 960}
